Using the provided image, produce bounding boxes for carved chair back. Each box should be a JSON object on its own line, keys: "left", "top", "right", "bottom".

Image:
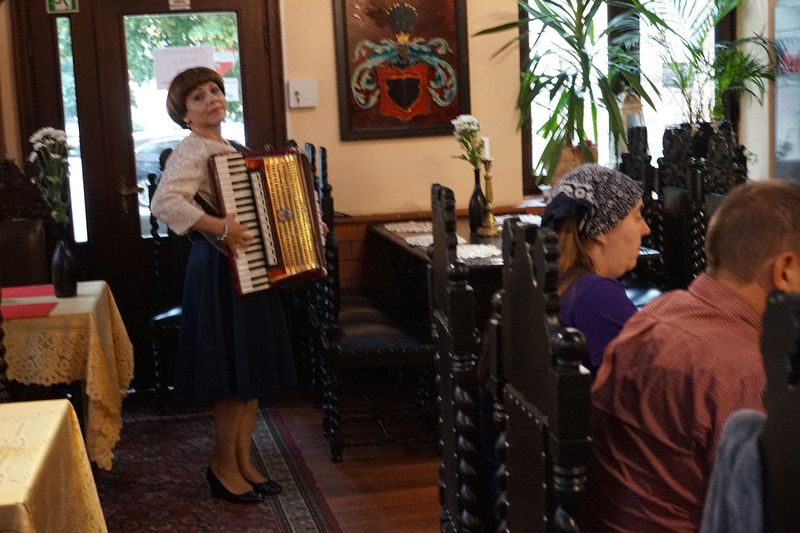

{"left": 703, "top": 120, "right": 747, "bottom": 224}
{"left": 147, "top": 148, "right": 189, "bottom": 411}
{"left": 657, "top": 127, "right": 708, "bottom": 289}
{"left": 309, "top": 149, "right": 434, "bottom": 462}
{"left": 429, "top": 183, "right": 481, "bottom": 532}
{"left": 488, "top": 219, "right": 591, "bottom": 532}
{"left": 0, "top": 159, "right": 51, "bottom": 287}
{"left": 285, "top": 142, "right": 333, "bottom": 397}
{"left": 760, "top": 291, "right": 800, "bottom": 531}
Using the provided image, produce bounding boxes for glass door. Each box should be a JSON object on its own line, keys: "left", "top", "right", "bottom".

{"left": 13, "top": 0, "right": 285, "bottom": 386}
{"left": 121, "top": 11, "right": 246, "bottom": 235}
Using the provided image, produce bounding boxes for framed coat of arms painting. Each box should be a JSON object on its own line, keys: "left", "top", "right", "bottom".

{"left": 333, "top": 0, "right": 470, "bottom": 140}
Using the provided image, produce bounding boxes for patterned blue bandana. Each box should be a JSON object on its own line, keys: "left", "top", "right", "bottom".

{"left": 542, "top": 164, "right": 642, "bottom": 240}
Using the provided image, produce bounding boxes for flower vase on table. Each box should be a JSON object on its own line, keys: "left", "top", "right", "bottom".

{"left": 51, "top": 226, "right": 77, "bottom": 298}
{"left": 468, "top": 168, "right": 487, "bottom": 236}
{"left": 451, "top": 114, "right": 490, "bottom": 237}
{"left": 28, "top": 127, "right": 77, "bottom": 297}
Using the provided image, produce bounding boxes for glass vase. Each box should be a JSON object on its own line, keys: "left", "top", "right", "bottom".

{"left": 468, "top": 168, "right": 486, "bottom": 236}
{"left": 51, "top": 226, "right": 77, "bottom": 298}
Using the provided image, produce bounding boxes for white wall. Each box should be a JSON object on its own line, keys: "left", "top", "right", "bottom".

{"left": 281, "top": 0, "right": 522, "bottom": 215}
{"left": 739, "top": 0, "right": 772, "bottom": 180}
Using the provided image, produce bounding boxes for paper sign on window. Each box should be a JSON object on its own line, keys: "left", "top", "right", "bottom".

{"left": 153, "top": 46, "right": 215, "bottom": 89}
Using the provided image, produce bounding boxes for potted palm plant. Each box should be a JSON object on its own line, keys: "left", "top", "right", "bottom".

{"left": 478, "top": 0, "right": 665, "bottom": 181}
{"left": 650, "top": 0, "right": 774, "bottom": 124}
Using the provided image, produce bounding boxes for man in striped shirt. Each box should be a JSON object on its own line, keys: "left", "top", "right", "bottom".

{"left": 587, "top": 181, "right": 800, "bottom": 532}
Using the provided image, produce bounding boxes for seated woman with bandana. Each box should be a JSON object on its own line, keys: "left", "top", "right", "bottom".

{"left": 542, "top": 164, "right": 651, "bottom": 377}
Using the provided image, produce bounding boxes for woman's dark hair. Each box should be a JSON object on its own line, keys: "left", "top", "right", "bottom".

{"left": 166, "top": 67, "right": 225, "bottom": 129}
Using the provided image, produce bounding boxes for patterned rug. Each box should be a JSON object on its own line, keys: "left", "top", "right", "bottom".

{"left": 94, "top": 400, "right": 340, "bottom": 532}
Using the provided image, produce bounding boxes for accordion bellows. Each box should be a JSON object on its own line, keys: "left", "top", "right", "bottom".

{"left": 208, "top": 148, "right": 326, "bottom": 295}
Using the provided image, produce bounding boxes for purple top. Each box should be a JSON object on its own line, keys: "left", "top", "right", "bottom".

{"left": 559, "top": 273, "right": 636, "bottom": 376}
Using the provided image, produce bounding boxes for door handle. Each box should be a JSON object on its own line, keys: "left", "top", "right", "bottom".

{"left": 118, "top": 183, "right": 144, "bottom": 215}
{"left": 119, "top": 185, "right": 143, "bottom": 196}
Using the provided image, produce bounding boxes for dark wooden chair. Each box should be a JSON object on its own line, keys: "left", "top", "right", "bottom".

{"left": 147, "top": 148, "right": 190, "bottom": 412}
{"left": 487, "top": 219, "right": 592, "bottom": 532}
{"left": 656, "top": 125, "right": 708, "bottom": 289}
{"left": 651, "top": 122, "right": 749, "bottom": 290}
{"left": 760, "top": 290, "right": 800, "bottom": 531}
{"left": 703, "top": 120, "right": 747, "bottom": 223}
{"left": 0, "top": 159, "right": 51, "bottom": 287}
{"left": 0, "top": 219, "right": 49, "bottom": 287}
{"left": 284, "top": 142, "right": 350, "bottom": 399}
{"left": 618, "top": 126, "right": 666, "bottom": 304}
{"left": 312, "top": 155, "right": 435, "bottom": 461}
{"left": 429, "top": 183, "right": 483, "bottom": 532}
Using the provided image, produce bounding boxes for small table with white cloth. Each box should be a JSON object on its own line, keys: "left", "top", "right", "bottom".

{"left": 0, "top": 399, "right": 107, "bottom": 532}
{"left": 3, "top": 281, "right": 134, "bottom": 470}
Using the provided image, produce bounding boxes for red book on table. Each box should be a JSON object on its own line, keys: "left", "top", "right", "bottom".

{"left": 2, "top": 284, "right": 56, "bottom": 298}
{"left": 1, "top": 284, "right": 58, "bottom": 319}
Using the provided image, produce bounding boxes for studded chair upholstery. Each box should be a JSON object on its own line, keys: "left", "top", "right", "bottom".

{"left": 487, "top": 219, "right": 592, "bottom": 532}
{"left": 311, "top": 148, "right": 435, "bottom": 461}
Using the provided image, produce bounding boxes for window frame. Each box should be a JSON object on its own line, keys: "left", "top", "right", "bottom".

{"left": 518, "top": 2, "right": 739, "bottom": 195}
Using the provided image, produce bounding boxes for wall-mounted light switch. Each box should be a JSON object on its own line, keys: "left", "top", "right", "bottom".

{"left": 286, "top": 79, "right": 318, "bottom": 108}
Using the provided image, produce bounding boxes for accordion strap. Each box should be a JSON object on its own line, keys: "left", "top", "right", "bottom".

{"left": 193, "top": 193, "right": 220, "bottom": 217}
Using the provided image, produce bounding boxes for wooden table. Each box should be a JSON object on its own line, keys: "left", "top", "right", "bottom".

{"left": 3, "top": 281, "right": 134, "bottom": 470}
{"left": 366, "top": 216, "right": 661, "bottom": 327}
{"left": 366, "top": 219, "right": 516, "bottom": 329}
{"left": 0, "top": 399, "right": 107, "bottom": 532}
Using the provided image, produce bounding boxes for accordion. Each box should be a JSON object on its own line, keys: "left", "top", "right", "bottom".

{"left": 208, "top": 148, "right": 326, "bottom": 295}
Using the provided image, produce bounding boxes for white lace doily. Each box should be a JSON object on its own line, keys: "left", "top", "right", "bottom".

{"left": 405, "top": 234, "right": 466, "bottom": 248}
{"left": 457, "top": 243, "right": 502, "bottom": 260}
{"left": 494, "top": 214, "right": 542, "bottom": 226}
{"left": 384, "top": 220, "right": 433, "bottom": 233}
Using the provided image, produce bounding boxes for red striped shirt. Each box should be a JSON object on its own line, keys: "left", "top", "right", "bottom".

{"left": 588, "top": 274, "right": 764, "bottom": 532}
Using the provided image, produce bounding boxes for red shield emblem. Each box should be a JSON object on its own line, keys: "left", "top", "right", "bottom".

{"left": 377, "top": 64, "right": 431, "bottom": 121}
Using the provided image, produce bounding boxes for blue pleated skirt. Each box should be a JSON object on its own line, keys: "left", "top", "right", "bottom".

{"left": 175, "top": 238, "right": 296, "bottom": 402}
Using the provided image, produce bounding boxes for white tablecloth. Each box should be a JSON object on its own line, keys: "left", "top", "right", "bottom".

{"left": 4, "top": 281, "right": 134, "bottom": 470}
{"left": 0, "top": 399, "right": 107, "bottom": 532}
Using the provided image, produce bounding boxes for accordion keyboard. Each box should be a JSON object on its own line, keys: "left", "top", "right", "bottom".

{"left": 213, "top": 153, "right": 278, "bottom": 294}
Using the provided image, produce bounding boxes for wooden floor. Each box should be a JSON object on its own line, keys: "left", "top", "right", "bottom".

{"left": 272, "top": 393, "right": 440, "bottom": 533}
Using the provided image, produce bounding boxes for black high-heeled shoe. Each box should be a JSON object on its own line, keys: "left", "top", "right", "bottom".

{"left": 206, "top": 467, "right": 263, "bottom": 503}
{"left": 245, "top": 477, "right": 282, "bottom": 496}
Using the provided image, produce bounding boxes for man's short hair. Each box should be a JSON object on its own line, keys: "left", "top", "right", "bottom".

{"left": 706, "top": 180, "right": 800, "bottom": 281}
